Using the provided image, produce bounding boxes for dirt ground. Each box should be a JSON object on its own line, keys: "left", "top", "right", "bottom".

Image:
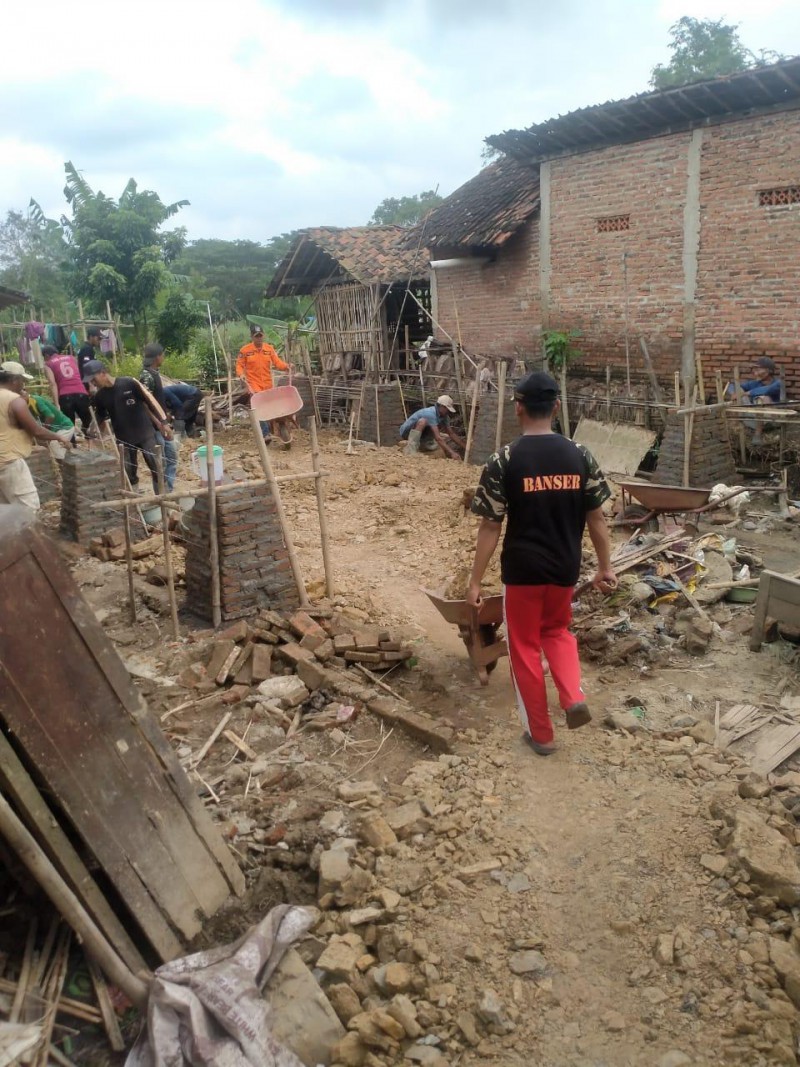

{"left": 46, "top": 421, "right": 800, "bottom": 1066}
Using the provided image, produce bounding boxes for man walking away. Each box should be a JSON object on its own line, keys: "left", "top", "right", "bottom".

{"left": 0, "top": 363, "right": 64, "bottom": 510}
{"left": 236, "top": 326, "right": 290, "bottom": 444}
{"left": 42, "top": 345, "right": 95, "bottom": 438}
{"left": 139, "top": 343, "right": 178, "bottom": 491}
{"left": 84, "top": 360, "right": 169, "bottom": 493}
{"left": 466, "top": 371, "right": 617, "bottom": 756}
{"left": 76, "top": 325, "right": 103, "bottom": 380}
{"left": 399, "top": 395, "right": 465, "bottom": 459}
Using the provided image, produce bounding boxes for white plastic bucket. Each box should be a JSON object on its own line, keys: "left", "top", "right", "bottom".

{"left": 191, "top": 445, "right": 224, "bottom": 485}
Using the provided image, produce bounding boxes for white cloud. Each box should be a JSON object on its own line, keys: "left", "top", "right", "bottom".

{"left": 1, "top": 0, "right": 797, "bottom": 240}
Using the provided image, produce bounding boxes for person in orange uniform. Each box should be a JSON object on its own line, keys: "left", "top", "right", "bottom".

{"left": 236, "top": 326, "right": 291, "bottom": 445}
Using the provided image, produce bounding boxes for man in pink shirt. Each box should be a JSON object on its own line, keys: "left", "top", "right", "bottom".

{"left": 42, "top": 345, "right": 96, "bottom": 438}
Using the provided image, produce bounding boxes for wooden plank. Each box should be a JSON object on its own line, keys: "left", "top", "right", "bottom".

{"left": 86, "top": 957, "right": 125, "bottom": 1053}
{"left": 0, "top": 526, "right": 241, "bottom": 960}
{"left": 574, "top": 417, "right": 657, "bottom": 477}
{"left": 750, "top": 724, "right": 800, "bottom": 777}
{"left": 0, "top": 731, "right": 146, "bottom": 975}
{"left": 750, "top": 571, "right": 800, "bottom": 652}
{"left": 26, "top": 531, "right": 244, "bottom": 897}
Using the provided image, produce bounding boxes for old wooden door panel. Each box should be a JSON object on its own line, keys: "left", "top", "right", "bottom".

{"left": 0, "top": 730, "right": 147, "bottom": 974}
{"left": 28, "top": 532, "right": 245, "bottom": 898}
{"left": 0, "top": 547, "right": 230, "bottom": 958}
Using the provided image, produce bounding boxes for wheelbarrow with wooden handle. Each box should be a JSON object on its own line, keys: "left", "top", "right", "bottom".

{"left": 423, "top": 588, "right": 507, "bottom": 685}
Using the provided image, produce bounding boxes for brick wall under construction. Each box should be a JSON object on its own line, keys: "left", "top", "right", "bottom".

{"left": 26, "top": 447, "right": 60, "bottom": 505}
{"left": 653, "top": 407, "right": 736, "bottom": 487}
{"left": 468, "top": 393, "right": 520, "bottom": 466}
{"left": 59, "top": 450, "right": 146, "bottom": 543}
{"left": 184, "top": 484, "right": 300, "bottom": 622}
{"left": 358, "top": 382, "right": 407, "bottom": 446}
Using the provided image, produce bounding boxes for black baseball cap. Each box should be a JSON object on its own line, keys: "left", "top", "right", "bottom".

{"left": 754, "top": 357, "right": 777, "bottom": 373}
{"left": 82, "top": 359, "right": 107, "bottom": 381}
{"left": 514, "top": 370, "right": 559, "bottom": 402}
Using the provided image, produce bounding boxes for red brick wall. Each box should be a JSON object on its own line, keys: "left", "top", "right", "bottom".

{"left": 696, "top": 112, "right": 800, "bottom": 397}
{"left": 433, "top": 108, "right": 800, "bottom": 397}
{"left": 433, "top": 221, "right": 540, "bottom": 361}
{"left": 548, "top": 135, "right": 688, "bottom": 381}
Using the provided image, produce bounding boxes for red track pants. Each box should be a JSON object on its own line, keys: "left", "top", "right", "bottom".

{"left": 504, "top": 584, "right": 585, "bottom": 744}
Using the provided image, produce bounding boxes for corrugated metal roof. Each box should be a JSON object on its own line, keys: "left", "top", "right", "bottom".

{"left": 267, "top": 226, "right": 429, "bottom": 297}
{"left": 489, "top": 55, "right": 800, "bottom": 163}
{"left": 419, "top": 156, "right": 540, "bottom": 250}
{"left": 0, "top": 284, "right": 29, "bottom": 312}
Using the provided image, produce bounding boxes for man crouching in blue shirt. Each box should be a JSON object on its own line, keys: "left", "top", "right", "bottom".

{"left": 398, "top": 394, "right": 466, "bottom": 460}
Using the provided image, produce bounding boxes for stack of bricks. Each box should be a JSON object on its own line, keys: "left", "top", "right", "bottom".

{"left": 184, "top": 484, "right": 300, "bottom": 622}
{"left": 59, "top": 450, "right": 146, "bottom": 543}
{"left": 25, "top": 447, "right": 60, "bottom": 504}
{"left": 653, "top": 407, "right": 736, "bottom": 487}
{"left": 468, "top": 393, "right": 520, "bottom": 466}
{"left": 358, "top": 382, "right": 407, "bottom": 446}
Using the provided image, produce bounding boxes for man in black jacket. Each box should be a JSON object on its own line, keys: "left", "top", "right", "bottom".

{"left": 83, "top": 360, "right": 170, "bottom": 492}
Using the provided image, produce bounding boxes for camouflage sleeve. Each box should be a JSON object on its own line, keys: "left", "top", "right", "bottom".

{"left": 471, "top": 445, "right": 510, "bottom": 522}
{"left": 577, "top": 444, "right": 612, "bottom": 510}
{"left": 139, "top": 367, "right": 154, "bottom": 391}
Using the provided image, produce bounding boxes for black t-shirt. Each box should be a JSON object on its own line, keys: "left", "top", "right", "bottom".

{"left": 93, "top": 378, "right": 155, "bottom": 444}
{"left": 76, "top": 343, "right": 96, "bottom": 378}
{"left": 472, "top": 434, "right": 611, "bottom": 586}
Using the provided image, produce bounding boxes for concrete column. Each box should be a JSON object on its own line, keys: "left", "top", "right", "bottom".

{"left": 681, "top": 129, "right": 704, "bottom": 395}
{"left": 538, "top": 161, "right": 552, "bottom": 364}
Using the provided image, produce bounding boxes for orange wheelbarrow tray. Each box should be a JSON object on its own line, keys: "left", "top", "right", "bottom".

{"left": 250, "top": 385, "right": 304, "bottom": 422}
{"left": 423, "top": 588, "right": 507, "bottom": 686}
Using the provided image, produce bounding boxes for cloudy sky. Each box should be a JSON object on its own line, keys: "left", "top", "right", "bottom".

{"left": 2, "top": 0, "right": 797, "bottom": 243}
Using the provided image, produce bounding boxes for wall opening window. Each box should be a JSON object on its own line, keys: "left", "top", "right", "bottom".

{"left": 596, "top": 215, "right": 630, "bottom": 232}
{"left": 758, "top": 187, "right": 800, "bottom": 207}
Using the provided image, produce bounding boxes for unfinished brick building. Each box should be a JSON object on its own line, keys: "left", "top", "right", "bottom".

{"left": 425, "top": 57, "right": 800, "bottom": 399}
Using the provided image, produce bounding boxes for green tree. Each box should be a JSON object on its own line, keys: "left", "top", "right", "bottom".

{"left": 62, "top": 161, "right": 188, "bottom": 340}
{"left": 650, "top": 17, "right": 785, "bottom": 90}
{"left": 0, "top": 206, "right": 70, "bottom": 313}
{"left": 155, "top": 290, "right": 206, "bottom": 353}
{"left": 172, "top": 234, "right": 296, "bottom": 320}
{"left": 368, "top": 190, "right": 443, "bottom": 227}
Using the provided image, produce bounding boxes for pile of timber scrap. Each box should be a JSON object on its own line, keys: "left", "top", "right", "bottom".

{"left": 0, "top": 909, "right": 124, "bottom": 1064}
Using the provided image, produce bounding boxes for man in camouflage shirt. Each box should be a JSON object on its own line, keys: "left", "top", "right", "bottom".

{"left": 467, "top": 371, "right": 617, "bottom": 755}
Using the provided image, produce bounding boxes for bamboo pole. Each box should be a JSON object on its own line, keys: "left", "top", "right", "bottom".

{"left": 495, "top": 360, "right": 507, "bottom": 452}
{"left": 714, "top": 369, "right": 725, "bottom": 404}
{"left": 154, "top": 442, "right": 180, "bottom": 639}
{"left": 215, "top": 325, "right": 234, "bottom": 424}
{"left": 683, "top": 385, "right": 698, "bottom": 486}
{"left": 308, "top": 418, "right": 334, "bottom": 599}
{"left": 464, "top": 368, "right": 480, "bottom": 465}
{"left": 674, "top": 371, "right": 681, "bottom": 408}
{"left": 374, "top": 384, "right": 382, "bottom": 447}
{"left": 91, "top": 469, "right": 331, "bottom": 511}
{"left": 696, "top": 354, "right": 706, "bottom": 405}
{"left": 205, "top": 399, "right": 222, "bottom": 628}
{"left": 558, "top": 361, "right": 571, "bottom": 438}
{"left": 0, "top": 792, "right": 150, "bottom": 1008}
{"left": 605, "top": 365, "right": 612, "bottom": 420}
{"left": 733, "top": 366, "right": 747, "bottom": 463}
{"left": 118, "top": 446, "right": 137, "bottom": 623}
{"left": 249, "top": 409, "right": 310, "bottom": 607}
